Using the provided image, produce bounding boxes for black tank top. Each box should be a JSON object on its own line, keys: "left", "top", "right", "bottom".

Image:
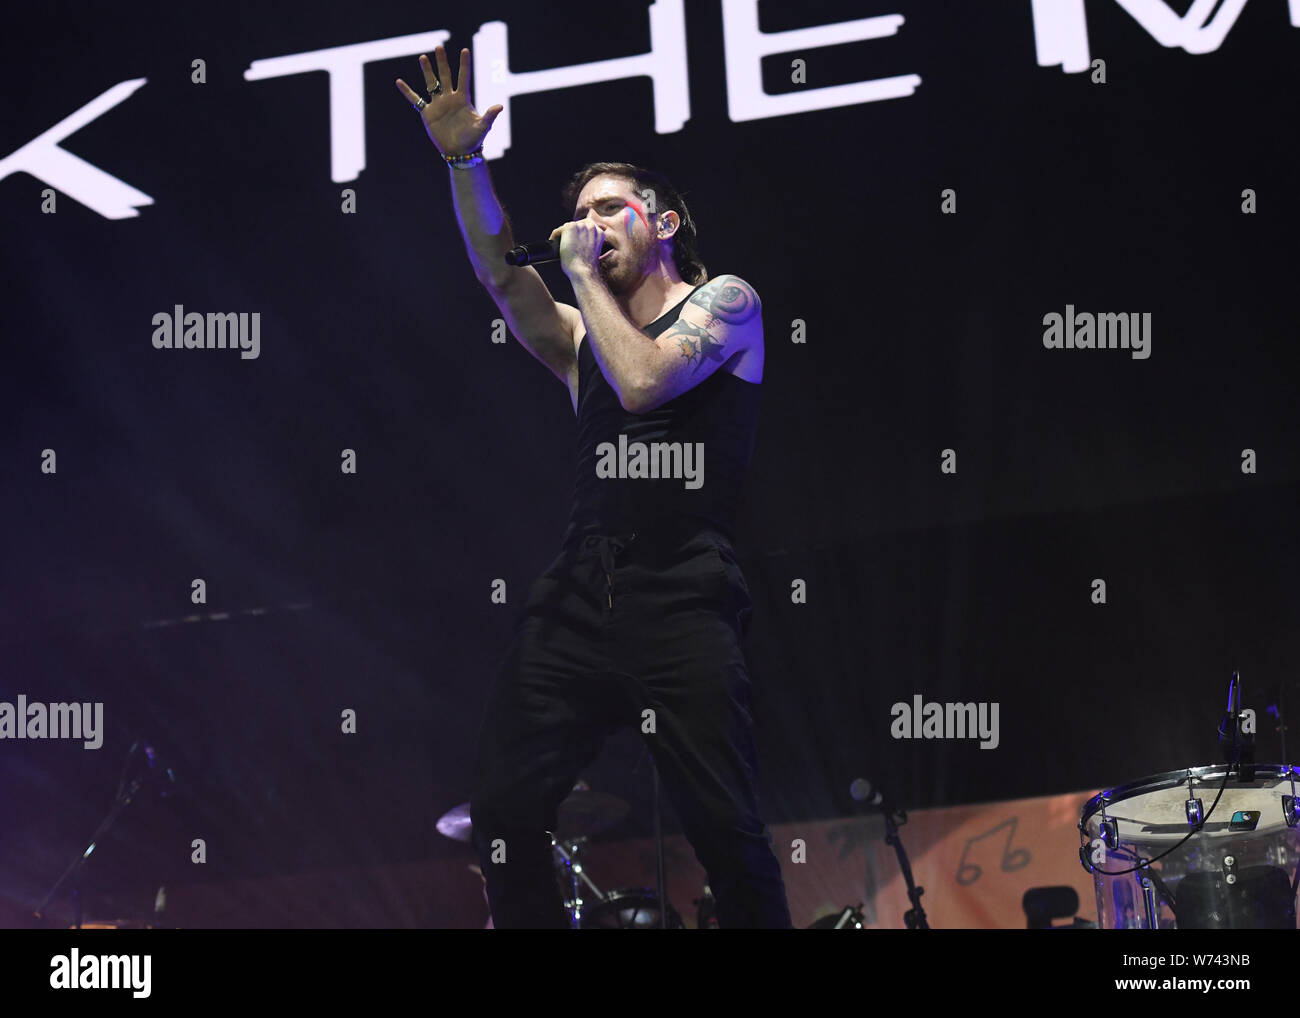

{"left": 567, "top": 282, "right": 761, "bottom": 541}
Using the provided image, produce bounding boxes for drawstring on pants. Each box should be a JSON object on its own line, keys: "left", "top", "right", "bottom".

{"left": 583, "top": 532, "right": 636, "bottom": 611}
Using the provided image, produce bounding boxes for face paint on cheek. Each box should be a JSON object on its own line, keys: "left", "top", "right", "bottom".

{"left": 626, "top": 201, "right": 649, "bottom": 235}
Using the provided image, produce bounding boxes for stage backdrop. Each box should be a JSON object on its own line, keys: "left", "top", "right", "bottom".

{"left": 2, "top": 0, "right": 1297, "bottom": 925}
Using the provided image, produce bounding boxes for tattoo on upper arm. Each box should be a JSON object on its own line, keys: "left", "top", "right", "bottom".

{"left": 672, "top": 320, "right": 726, "bottom": 371}
{"left": 687, "top": 276, "right": 760, "bottom": 325}
{"left": 667, "top": 276, "right": 760, "bottom": 372}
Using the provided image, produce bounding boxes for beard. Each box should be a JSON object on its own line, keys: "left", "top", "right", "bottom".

{"left": 599, "top": 242, "right": 649, "bottom": 294}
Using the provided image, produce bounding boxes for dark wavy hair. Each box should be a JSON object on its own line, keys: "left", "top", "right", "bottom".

{"left": 560, "top": 162, "right": 708, "bottom": 285}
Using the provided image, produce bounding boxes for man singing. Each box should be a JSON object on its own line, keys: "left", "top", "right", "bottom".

{"left": 397, "top": 45, "right": 791, "bottom": 928}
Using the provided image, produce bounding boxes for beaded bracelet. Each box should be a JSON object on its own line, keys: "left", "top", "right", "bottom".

{"left": 444, "top": 147, "right": 485, "bottom": 170}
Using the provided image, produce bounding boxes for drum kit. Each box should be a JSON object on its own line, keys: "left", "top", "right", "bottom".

{"left": 1078, "top": 672, "right": 1300, "bottom": 929}
{"left": 442, "top": 672, "right": 1297, "bottom": 930}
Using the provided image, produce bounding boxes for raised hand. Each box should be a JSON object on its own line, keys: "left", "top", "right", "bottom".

{"left": 395, "top": 45, "right": 503, "bottom": 157}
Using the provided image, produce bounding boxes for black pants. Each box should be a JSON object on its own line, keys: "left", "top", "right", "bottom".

{"left": 469, "top": 522, "right": 792, "bottom": 928}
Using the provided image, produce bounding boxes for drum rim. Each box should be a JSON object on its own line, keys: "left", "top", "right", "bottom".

{"left": 1078, "top": 762, "right": 1299, "bottom": 829}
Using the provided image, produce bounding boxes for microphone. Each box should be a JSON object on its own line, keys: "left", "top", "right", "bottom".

{"left": 1218, "top": 671, "right": 1256, "bottom": 781}
{"left": 849, "top": 777, "right": 884, "bottom": 808}
{"left": 1218, "top": 671, "right": 1243, "bottom": 754}
{"left": 504, "top": 235, "right": 610, "bottom": 267}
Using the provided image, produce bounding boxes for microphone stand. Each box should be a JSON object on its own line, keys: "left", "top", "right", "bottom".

{"left": 1219, "top": 671, "right": 1255, "bottom": 782}
{"left": 34, "top": 740, "right": 168, "bottom": 928}
{"left": 879, "top": 804, "right": 929, "bottom": 930}
{"left": 652, "top": 757, "right": 667, "bottom": 929}
{"left": 34, "top": 774, "right": 146, "bottom": 927}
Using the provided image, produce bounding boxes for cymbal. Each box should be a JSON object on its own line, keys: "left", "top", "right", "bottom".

{"left": 436, "top": 789, "right": 630, "bottom": 843}
{"left": 557, "top": 790, "right": 629, "bottom": 838}
{"left": 436, "top": 803, "right": 473, "bottom": 843}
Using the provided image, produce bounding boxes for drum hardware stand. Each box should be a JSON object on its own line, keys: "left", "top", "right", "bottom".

{"left": 1137, "top": 858, "right": 1178, "bottom": 926}
{"left": 1138, "top": 869, "right": 1159, "bottom": 930}
{"left": 551, "top": 835, "right": 605, "bottom": 928}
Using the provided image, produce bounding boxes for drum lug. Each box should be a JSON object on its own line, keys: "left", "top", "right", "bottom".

{"left": 1099, "top": 797, "right": 1119, "bottom": 850}
{"left": 1079, "top": 797, "right": 1119, "bottom": 874}
{"left": 1185, "top": 771, "right": 1204, "bottom": 828}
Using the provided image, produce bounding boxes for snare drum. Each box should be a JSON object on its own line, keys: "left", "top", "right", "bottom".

{"left": 1079, "top": 764, "right": 1300, "bottom": 929}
